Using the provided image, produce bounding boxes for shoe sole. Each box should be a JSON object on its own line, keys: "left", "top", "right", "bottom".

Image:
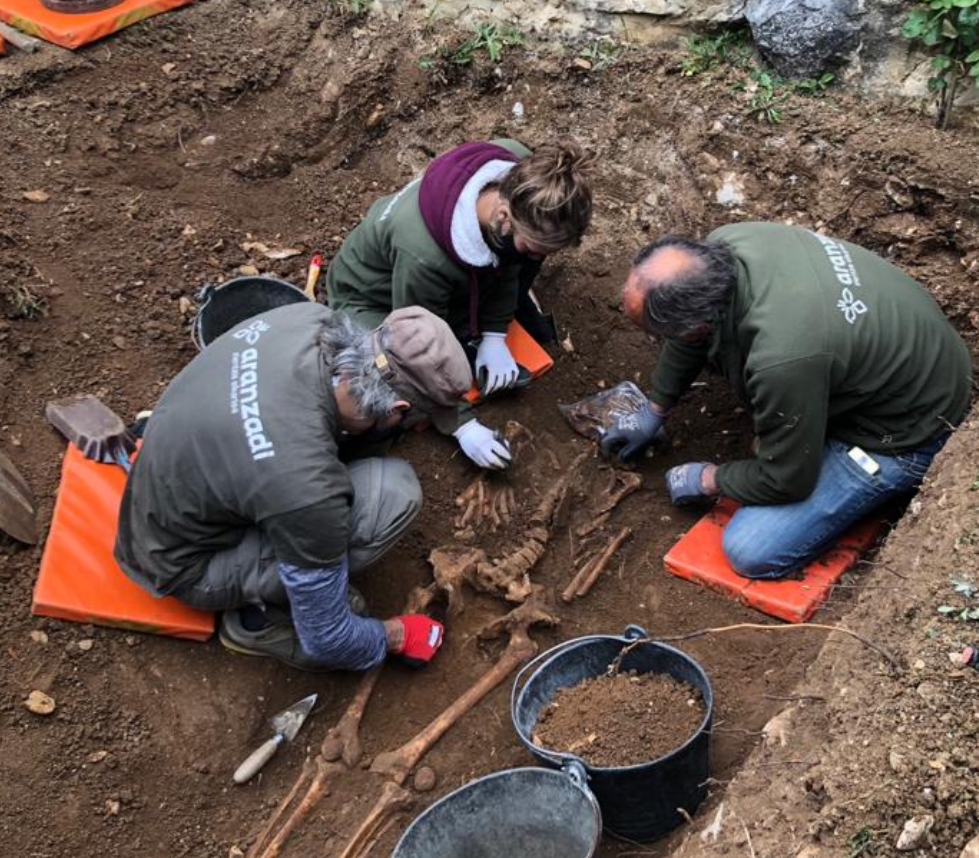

{"left": 218, "top": 630, "right": 330, "bottom": 673}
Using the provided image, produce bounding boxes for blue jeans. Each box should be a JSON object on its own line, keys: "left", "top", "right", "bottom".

{"left": 721, "top": 436, "right": 946, "bottom": 580}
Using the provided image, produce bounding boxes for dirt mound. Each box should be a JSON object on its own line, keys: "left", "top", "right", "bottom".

{"left": 1, "top": 1, "right": 978, "bottom": 857}
{"left": 535, "top": 670, "right": 705, "bottom": 767}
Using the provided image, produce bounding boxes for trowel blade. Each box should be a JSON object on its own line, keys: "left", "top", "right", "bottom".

{"left": 271, "top": 693, "right": 317, "bottom": 742}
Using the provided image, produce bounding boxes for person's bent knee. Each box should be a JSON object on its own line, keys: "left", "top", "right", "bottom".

{"left": 721, "top": 524, "right": 794, "bottom": 580}
{"left": 380, "top": 458, "right": 423, "bottom": 527}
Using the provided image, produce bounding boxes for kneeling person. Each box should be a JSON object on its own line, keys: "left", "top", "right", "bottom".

{"left": 114, "top": 304, "right": 472, "bottom": 670}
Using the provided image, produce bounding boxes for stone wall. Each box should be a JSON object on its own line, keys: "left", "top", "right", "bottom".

{"left": 377, "top": 0, "right": 967, "bottom": 105}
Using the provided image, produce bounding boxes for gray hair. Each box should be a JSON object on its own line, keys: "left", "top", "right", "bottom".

{"left": 632, "top": 236, "right": 737, "bottom": 338}
{"left": 319, "top": 314, "right": 399, "bottom": 419}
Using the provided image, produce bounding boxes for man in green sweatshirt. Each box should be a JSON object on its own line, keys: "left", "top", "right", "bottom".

{"left": 601, "top": 221, "right": 972, "bottom": 579}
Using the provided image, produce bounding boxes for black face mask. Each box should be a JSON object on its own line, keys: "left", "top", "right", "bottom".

{"left": 485, "top": 222, "right": 536, "bottom": 266}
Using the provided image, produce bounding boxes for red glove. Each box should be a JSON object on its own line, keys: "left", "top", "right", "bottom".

{"left": 393, "top": 615, "right": 444, "bottom": 667}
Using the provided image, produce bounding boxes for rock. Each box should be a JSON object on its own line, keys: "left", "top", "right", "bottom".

{"left": 25, "top": 690, "right": 56, "bottom": 715}
{"left": 238, "top": 265, "right": 260, "bottom": 277}
{"left": 916, "top": 681, "right": 941, "bottom": 706}
{"left": 178, "top": 296, "right": 193, "bottom": 316}
{"left": 762, "top": 708, "right": 793, "bottom": 747}
{"left": 365, "top": 104, "right": 385, "bottom": 129}
{"left": 105, "top": 798, "right": 121, "bottom": 816}
{"left": 77, "top": 639, "right": 94, "bottom": 652}
{"left": 182, "top": 224, "right": 197, "bottom": 237}
{"left": 889, "top": 748, "right": 909, "bottom": 774}
{"left": 200, "top": 135, "right": 217, "bottom": 146}
{"left": 896, "top": 815, "right": 934, "bottom": 851}
{"left": 23, "top": 189, "right": 50, "bottom": 203}
{"left": 111, "top": 335, "right": 128, "bottom": 350}
{"left": 87, "top": 750, "right": 109, "bottom": 763}
{"left": 745, "top": 0, "right": 861, "bottom": 79}
{"left": 30, "top": 630, "right": 49, "bottom": 644}
{"left": 512, "top": 101, "right": 525, "bottom": 120}
{"left": 960, "top": 834, "right": 979, "bottom": 858}
{"left": 716, "top": 173, "right": 746, "bottom": 208}
{"left": 228, "top": 847, "right": 245, "bottom": 858}
{"left": 413, "top": 766, "right": 437, "bottom": 792}
{"left": 161, "top": 62, "right": 176, "bottom": 75}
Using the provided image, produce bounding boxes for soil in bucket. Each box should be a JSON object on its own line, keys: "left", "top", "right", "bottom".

{"left": 533, "top": 670, "right": 705, "bottom": 768}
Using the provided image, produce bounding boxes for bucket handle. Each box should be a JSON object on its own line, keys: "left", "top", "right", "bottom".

{"left": 190, "top": 283, "right": 217, "bottom": 352}
{"left": 510, "top": 625, "right": 650, "bottom": 768}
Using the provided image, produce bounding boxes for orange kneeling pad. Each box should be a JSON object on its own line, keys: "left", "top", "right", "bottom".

{"left": 0, "top": 0, "right": 198, "bottom": 50}
{"left": 464, "top": 319, "right": 554, "bottom": 404}
{"left": 664, "top": 498, "right": 883, "bottom": 624}
{"left": 32, "top": 444, "right": 214, "bottom": 641}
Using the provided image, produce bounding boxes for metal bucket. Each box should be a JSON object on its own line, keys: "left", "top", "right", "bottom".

{"left": 391, "top": 763, "right": 601, "bottom": 858}
{"left": 511, "top": 625, "right": 713, "bottom": 842}
{"left": 191, "top": 276, "right": 309, "bottom": 349}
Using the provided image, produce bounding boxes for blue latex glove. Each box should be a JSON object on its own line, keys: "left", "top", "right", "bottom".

{"left": 600, "top": 399, "right": 665, "bottom": 462}
{"left": 666, "top": 462, "right": 710, "bottom": 507}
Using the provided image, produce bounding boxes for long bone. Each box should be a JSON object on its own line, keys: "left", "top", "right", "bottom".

{"left": 335, "top": 780, "right": 414, "bottom": 858}
{"left": 369, "top": 587, "right": 559, "bottom": 785}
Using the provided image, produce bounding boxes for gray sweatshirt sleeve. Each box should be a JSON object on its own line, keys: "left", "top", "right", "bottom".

{"left": 278, "top": 558, "right": 387, "bottom": 671}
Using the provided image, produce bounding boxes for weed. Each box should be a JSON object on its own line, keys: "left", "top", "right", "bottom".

{"left": 327, "top": 0, "right": 373, "bottom": 15}
{"left": 578, "top": 39, "right": 621, "bottom": 72}
{"left": 847, "top": 827, "right": 877, "bottom": 857}
{"left": 970, "top": 470, "right": 979, "bottom": 490}
{"left": 419, "top": 22, "right": 523, "bottom": 71}
{"left": 937, "top": 575, "right": 979, "bottom": 621}
{"left": 793, "top": 72, "right": 836, "bottom": 95}
{"left": 902, "top": 0, "right": 979, "bottom": 129}
{"left": 681, "top": 27, "right": 752, "bottom": 76}
{"left": 5, "top": 283, "right": 46, "bottom": 320}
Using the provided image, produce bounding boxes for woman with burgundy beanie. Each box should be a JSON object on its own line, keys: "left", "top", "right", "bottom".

{"left": 326, "top": 138, "right": 594, "bottom": 470}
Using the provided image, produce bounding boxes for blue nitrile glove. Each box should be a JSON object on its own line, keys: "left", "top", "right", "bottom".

{"left": 600, "top": 399, "right": 665, "bottom": 462}
{"left": 475, "top": 332, "right": 519, "bottom": 395}
{"left": 666, "top": 462, "right": 710, "bottom": 507}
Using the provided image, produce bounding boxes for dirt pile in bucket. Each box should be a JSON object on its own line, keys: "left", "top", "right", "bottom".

{"left": 534, "top": 671, "right": 705, "bottom": 768}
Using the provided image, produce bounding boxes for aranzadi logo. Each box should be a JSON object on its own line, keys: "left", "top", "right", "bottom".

{"left": 232, "top": 319, "right": 271, "bottom": 345}
{"left": 813, "top": 233, "right": 869, "bottom": 326}
{"left": 228, "top": 323, "right": 275, "bottom": 462}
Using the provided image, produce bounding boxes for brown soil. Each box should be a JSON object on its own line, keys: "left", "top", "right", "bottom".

{"left": 534, "top": 670, "right": 706, "bottom": 768}
{"left": 0, "top": 2, "right": 978, "bottom": 858}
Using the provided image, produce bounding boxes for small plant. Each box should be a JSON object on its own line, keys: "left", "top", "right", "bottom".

{"left": 847, "top": 826, "right": 878, "bottom": 858}
{"left": 5, "top": 283, "right": 46, "bottom": 320}
{"left": 681, "top": 27, "right": 752, "bottom": 76}
{"left": 740, "top": 69, "right": 789, "bottom": 123}
{"left": 419, "top": 22, "right": 523, "bottom": 71}
{"left": 578, "top": 39, "right": 621, "bottom": 72}
{"left": 792, "top": 72, "right": 836, "bottom": 95}
{"left": 902, "top": 0, "right": 979, "bottom": 129}
{"left": 327, "top": 0, "right": 373, "bottom": 15}
{"left": 937, "top": 577, "right": 979, "bottom": 621}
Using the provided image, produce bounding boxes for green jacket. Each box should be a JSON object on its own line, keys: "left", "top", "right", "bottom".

{"left": 325, "top": 139, "right": 531, "bottom": 336}
{"left": 649, "top": 222, "right": 972, "bottom": 505}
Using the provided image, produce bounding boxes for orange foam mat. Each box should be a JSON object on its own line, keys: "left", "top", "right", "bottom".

{"left": 664, "top": 499, "right": 882, "bottom": 624}
{"left": 32, "top": 444, "right": 214, "bottom": 640}
{"left": 0, "top": 0, "right": 198, "bottom": 50}
{"left": 465, "top": 319, "right": 554, "bottom": 404}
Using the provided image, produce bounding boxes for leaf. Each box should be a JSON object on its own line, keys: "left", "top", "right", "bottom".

{"left": 903, "top": 9, "right": 932, "bottom": 37}
{"left": 952, "top": 578, "right": 976, "bottom": 595}
{"left": 943, "top": 17, "right": 960, "bottom": 37}
{"left": 959, "top": 6, "right": 979, "bottom": 24}
{"left": 952, "top": 0, "right": 977, "bottom": 7}
{"left": 932, "top": 54, "right": 954, "bottom": 68}
{"left": 938, "top": 605, "right": 957, "bottom": 613}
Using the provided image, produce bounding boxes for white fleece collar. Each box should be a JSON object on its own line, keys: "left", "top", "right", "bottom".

{"left": 451, "top": 159, "right": 515, "bottom": 268}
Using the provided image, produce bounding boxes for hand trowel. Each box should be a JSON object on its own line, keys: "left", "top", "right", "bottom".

{"left": 233, "top": 693, "right": 317, "bottom": 785}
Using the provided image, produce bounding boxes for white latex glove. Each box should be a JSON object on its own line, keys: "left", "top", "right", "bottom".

{"left": 453, "top": 419, "right": 512, "bottom": 470}
{"left": 475, "top": 332, "right": 519, "bottom": 396}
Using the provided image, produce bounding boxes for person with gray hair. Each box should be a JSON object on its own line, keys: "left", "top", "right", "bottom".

{"left": 600, "top": 221, "right": 971, "bottom": 580}
{"left": 115, "top": 303, "right": 473, "bottom": 671}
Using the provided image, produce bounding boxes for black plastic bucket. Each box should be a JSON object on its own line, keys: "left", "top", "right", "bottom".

{"left": 392, "top": 763, "right": 601, "bottom": 858}
{"left": 511, "top": 625, "right": 713, "bottom": 842}
{"left": 191, "top": 276, "right": 309, "bottom": 349}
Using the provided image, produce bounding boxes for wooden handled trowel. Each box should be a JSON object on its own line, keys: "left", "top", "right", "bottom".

{"left": 233, "top": 693, "right": 317, "bottom": 785}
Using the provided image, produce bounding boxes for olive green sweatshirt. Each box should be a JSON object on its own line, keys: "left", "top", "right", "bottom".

{"left": 325, "top": 139, "right": 531, "bottom": 336}
{"left": 649, "top": 222, "right": 972, "bottom": 505}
